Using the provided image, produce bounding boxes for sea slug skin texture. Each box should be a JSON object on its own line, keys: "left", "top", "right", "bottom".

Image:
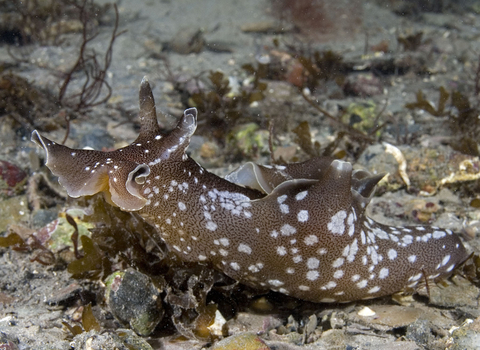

{"left": 31, "top": 78, "right": 468, "bottom": 303}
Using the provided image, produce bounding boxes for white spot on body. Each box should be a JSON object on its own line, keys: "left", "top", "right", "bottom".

{"left": 333, "top": 270, "right": 344, "bottom": 279}
{"left": 433, "top": 231, "right": 446, "bottom": 239}
{"left": 293, "top": 255, "right": 302, "bottom": 263}
{"left": 356, "top": 280, "right": 368, "bottom": 289}
{"left": 238, "top": 243, "right": 252, "bottom": 254}
{"left": 297, "top": 210, "right": 309, "bottom": 222}
{"left": 328, "top": 210, "right": 347, "bottom": 235}
{"left": 269, "top": 279, "right": 284, "bottom": 287}
{"left": 322, "top": 281, "right": 336, "bottom": 290}
{"left": 388, "top": 249, "right": 397, "bottom": 260}
{"left": 219, "top": 238, "right": 229, "bottom": 246}
{"left": 304, "top": 235, "right": 318, "bottom": 245}
{"left": 346, "top": 238, "right": 358, "bottom": 262}
{"left": 206, "top": 221, "right": 218, "bottom": 231}
{"left": 295, "top": 191, "right": 308, "bottom": 201}
{"left": 306, "top": 270, "right": 319, "bottom": 281}
{"left": 379, "top": 267, "right": 389, "bottom": 279}
{"left": 178, "top": 202, "right": 186, "bottom": 211}
{"left": 280, "top": 204, "right": 289, "bottom": 214}
{"left": 441, "top": 255, "right": 451, "bottom": 266}
{"left": 219, "top": 249, "right": 228, "bottom": 256}
{"left": 402, "top": 235, "right": 413, "bottom": 245}
{"left": 332, "top": 258, "right": 344, "bottom": 268}
{"left": 281, "top": 224, "right": 297, "bottom": 236}
{"left": 230, "top": 262, "right": 240, "bottom": 271}
{"left": 409, "top": 273, "right": 422, "bottom": 282}
{"left": 307, "top": 258, "right": 320, "bottom": 269}
{"left": 408, "top": 255, "right": 417, "bottom": 263}
{"left": 277, "top": 246, "right": 287, "bottom": 256}
{"left": 446, "top": 264, "right": 455, "bottom": 272}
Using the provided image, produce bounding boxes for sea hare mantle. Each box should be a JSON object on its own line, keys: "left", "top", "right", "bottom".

{"left": 31, "top": 78, "right": 468, "bottom": 303}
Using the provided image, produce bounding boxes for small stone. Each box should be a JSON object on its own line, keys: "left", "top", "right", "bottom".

{"left": 45, "top": 283, "right": 83, "bottom": 308}
{"left": 406, "top": 319, "right": 433, "bottom": 346}
{"left": 73, "top": 329, "right": 153, "bottom": 350}
{"left": 419, "top": 275, "right": 480, "bottom": 308}
{"left": 211, "top": 333, "right": 270, "bottom": 350}
{"left": 353, "top": 305, "right": 422, "bottom": 329}
{"left": 170, "top": 27, "right": 205, "bottom": 54}
{"left": 0, "top": 332, "right": 19, "bottom": 350}
{"left": 79, "top": 128, "right": 114, "bottom": 151}
{"left": 343, "top": 73, "right": 383, "bottom": 97}
{"left": 0, "top": 160, "right": 27, "bottom": 198}
{"left": 105, "top": 269, "right": 164, "bottom": 336}
{"left": 448, "top": 317, "right": 480, "bottom": 350}
{"left": 240, "top": 21, "right": 294, "bottom": 34}
{"left": 0, "top": 195, "right": 29, "bottom": 232}
{"left": 226, "top": 312, "right": 283, "bottom": 335}
{"left": 31, "top": 209, "right": 59, "bottom": 229}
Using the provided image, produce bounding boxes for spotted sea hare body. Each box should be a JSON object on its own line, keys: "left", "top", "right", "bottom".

{"left": 32, "top": 78, "right": 468, "bottom": 303}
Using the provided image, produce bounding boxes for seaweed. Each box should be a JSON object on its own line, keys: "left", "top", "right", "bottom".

{"left": 406, "top": 87, "right": 480, "bottom": 156}
{"left": 1, "top": 1, "right": 124, "bottom": 133}
{"left": 301, "top": 91, "right": 386, "bottom": 158}
{"left": 0, "top": 73, "right": 60, "bottom": 133}
{"left": 57, "top": 3, "right": 125, "bottom": 111}
{"left": 62, "top": 303, "right": 101, "bottom": 339}
{"left": 183, "top": 69, "right": 267, "bottom": 140}
{"left": 292, "top": 121, "right": 321, "bottom": 157}
{"left": 0, "top": 226, "right": 56, "bottom": 265}
{"left": 65, "top": 196, "right": 166, "bottom": 280}
{"left": 405, "top": 87, "right": 448, "bottom": 116}
{"left": 7, "top": 0, "right": 110, "bottom": 46}
{"left": 455, "top": 253, "right": 480, "bottom": 289}
{"left": 296, "top": 50, "right": 347, "bottom": 92}
{"left": 397, "top": 32, "right": 424, "bottom": 51}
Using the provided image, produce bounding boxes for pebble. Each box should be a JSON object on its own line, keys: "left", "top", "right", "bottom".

{"left": 105, "top": 269, "right": 164, "bottom": 336}
{"left": 73, "top": 329, "right": 153, "bottom": 350}
{"left": 226, "top": 313, "right": 283, "bottom": 335}
{"left": 0, "top": 332, "right": 19, "bottom": 350}
{"left": 0, "top": 160, "right": 26, "bottom": 197}
{"left": 45, "top": 283, "right": 83, "bottom": 308}
{"left": 418, "top": 275, "right": 480, "bottom": 308}
{"left": 0, "top": 195, "right": 29, "bottom": 232}
{"left": 79, "top": 128, "right": 114, "bottom": 151}
{"left": 170, "top": 27, "right": 205, "bottom": 54}
{"left": 447, "top": 317, "right": 480, "bottom": 350}
{"left": 406, "top": 319, "right": 433, "bottom": 346}
{"left": 353, "top": 305, "right": 422, "bottom": 330}
{"left": 210, "top": 333, "right": 270, "bottom": 350}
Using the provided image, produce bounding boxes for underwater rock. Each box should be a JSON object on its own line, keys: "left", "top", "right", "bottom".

{"left": 210, "top": 332, "right": 270, "bottom": 350}
{"left": 73, "top": 329, "right": 153, "bottom": 350}
{"left": 0, "top": 160, "right": 26, "bottom": 198}
{"left": 170, "top": 27, "right": 205, "bottom": 54}
{"left": 447, "top": 317, "right": 480, "bottom": 350}
{"left": 0, "top": 195, "right": 29, "bottom": 232}
{"left": 105, "top": 269, "right": 164, "bottom": 336}
{"left": 0, "top": 332, "right": 19, "bottom": 350}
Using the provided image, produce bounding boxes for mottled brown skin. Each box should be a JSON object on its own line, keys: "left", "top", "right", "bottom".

{"left": 31, "top": 78, "right": 468, "bottom": 303}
